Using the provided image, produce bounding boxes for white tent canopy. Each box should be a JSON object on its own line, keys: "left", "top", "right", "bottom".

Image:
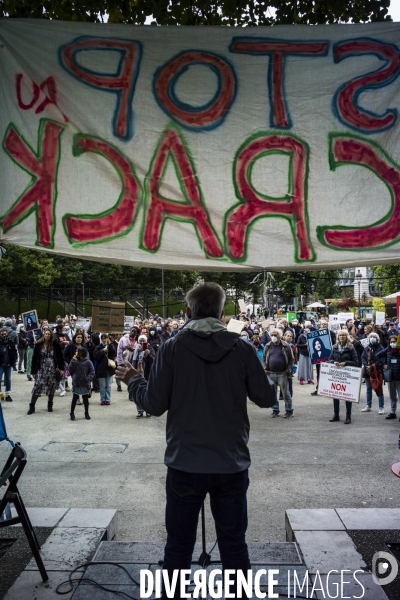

{"left": 306, "top": 302, "right": 326, "bottom": 308}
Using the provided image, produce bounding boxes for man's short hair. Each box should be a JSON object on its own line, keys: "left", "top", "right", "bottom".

{"left": 185, "top": 282, "right": 226, "bottom": 319}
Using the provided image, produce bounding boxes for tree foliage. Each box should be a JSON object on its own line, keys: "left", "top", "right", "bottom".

{"left": 0, "top": 0, "right": 393, "bottom": 306}
{"left": 0, "top": 0, "right": 392, "bottom": 25}
{"left": 371, "top": 264, "right": 400, "bottom": 296}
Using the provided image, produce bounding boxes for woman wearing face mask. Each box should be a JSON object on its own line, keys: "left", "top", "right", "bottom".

{"left": 240, "top": 331, "right": 251, "bottom": 343}
{"left": 376, "top": 335, "right": 400, "bottom": 419}
{"left": 296, "top": 327, "right": 314, "bottom": 385}
{"left": 328, "top": 330, "right": 359, "bottom": 424}
{"left": 360, "top": 332, "right": 385, "bottom": 414}
{"left": 148, "top": 327, "right": 161, "bottom": 353}
{"left": 282, "top": 331, "right": 297, "bottom": 397}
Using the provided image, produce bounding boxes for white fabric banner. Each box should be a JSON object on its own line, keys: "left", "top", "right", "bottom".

{"left": 318, "top": 363, "right": 362, "bottom": 403}
{"left": 1, "top": 20, "right": 400, "bottom": 271}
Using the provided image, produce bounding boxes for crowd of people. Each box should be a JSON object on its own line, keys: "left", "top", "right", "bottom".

{"left": 1, "top": 310, "right": 400, "bottom": 425}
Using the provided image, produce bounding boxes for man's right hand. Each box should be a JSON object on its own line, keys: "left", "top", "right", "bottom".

{"left": 115, "top": 361, "right": 144, "bottom": 384}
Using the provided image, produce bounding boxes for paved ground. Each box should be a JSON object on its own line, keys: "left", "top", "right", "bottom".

{"left": 1, "top": 371, "right": 399, "bottom": 544}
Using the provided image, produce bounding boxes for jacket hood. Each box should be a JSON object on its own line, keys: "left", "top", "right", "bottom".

{"left": 178, "top": 318, "right": 240, "bottom": 362}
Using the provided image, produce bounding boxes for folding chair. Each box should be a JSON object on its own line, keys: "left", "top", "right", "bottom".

{"left": 0, "top": 402, "right": 48, "bottom": 581}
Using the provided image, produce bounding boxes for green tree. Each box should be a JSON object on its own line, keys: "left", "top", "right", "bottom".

{"left": 371, "top": 264, "right": 400, "bottom": 296}
{"left": 0, "top": 1, "right": 392, "bottom": 24}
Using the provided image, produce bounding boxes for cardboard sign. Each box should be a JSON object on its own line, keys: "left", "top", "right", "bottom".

{"left": 318, "top": 363, "right": 362, "bottom": 403}
{"left": 91, "top": 302, "right": 125, "bottom": 332}
{"left": 21, "top": 310, "right": 39, "bottom": 332}
{"left": 375, "top": 311, "right": 386, "bottom": 325}
{"left": 307, "top": 329, "right": 332, "bottom": 364}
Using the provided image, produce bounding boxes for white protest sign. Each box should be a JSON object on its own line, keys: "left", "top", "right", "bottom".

{"left": 227, "top": 319, "right": 245, "bottom": 334}
{"left": 365, "top": 312, "right": 373, "bottom": 320}
{"left": 238, "top": 299, "right": 247, "bottom": 313}
{"left": 328, "top": 315, "right": 340, "bottom": 332}
{"left": 2, "top": 21, "right": 400, "bottom": 271}
{"left": 360, "top": 338, "right": 369, "bottom": 348}
{"left": 124, "top": 316, "right": 134, "bottom": 332}
{"left": 318, "top": 363, "right": 362, "bottom": 403}
{"left": 337, "top": 312, "right": 354, "bottom": 324}
{"left": 375, "top": 311, "right": 386, "bottom": 325}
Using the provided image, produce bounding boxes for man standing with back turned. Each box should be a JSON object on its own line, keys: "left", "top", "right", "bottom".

{"left": 116, "top": 282, "right": 275, "bottom": 599}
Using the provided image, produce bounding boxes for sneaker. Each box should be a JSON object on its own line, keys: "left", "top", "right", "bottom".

{"left": 136, "top": 413, "right": 144, "bottom": 419}
{"left": 117, "top": 386, "right": 122, "bottom": 392}
{"left": 105, "top": 401, "right": 110, "bottom": 405}
{"left": 101, "top": 401, "right": 106, "bottom": 405}
{"left": 386, "top": 413, "right": 397, "bottom": 420}
{"left": 65, "top": 387, "right": 70, "bottom": 392}
{"left": 146, "top": 413, "right": 151, "bottom": 418}
{"left": 311, "top": 390, "right": 318, "bottom": 396}
{"left": 283, "top": 412, "right": 293, "bottom": 418}
{"left": 361, "top": 406, "right": 371, "bottom": 412}
{"left": 27, "top": 376, "right": 32, "bottom": 381}
{"left": 378, "top": 408, "right": 385, "bottom": 415}
{"left": 270, "top": 411, "right": 279, "bottom": 418}
{"left": 18, "top": 370, "right": 23, "bottom": 374}
{"left": 60, "top": 391, "right": 66, "bottom": 397}
{"left": 5, "top": 395, "right": 13, "bottom": 402}
{"left": 308, "top": 380, "right": 314, "bottom": 384}
{"left": 299, "top": 379, "right": 304, "bottom": 385}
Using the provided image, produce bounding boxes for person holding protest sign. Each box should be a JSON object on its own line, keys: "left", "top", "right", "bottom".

{"left": 328, "top": 330, "right": 358, "bottom": 424}
{"left": 296, "top": 326, "right": 314, "bottom": 385}
{"left": 360, "top": 332, "right": 385, "bottom": 414}
{"left": 115, "top": 282, "right": 275, "bottom": 599}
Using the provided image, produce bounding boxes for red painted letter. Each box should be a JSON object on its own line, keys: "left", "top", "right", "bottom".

{"left": 230, "top": 38, "right": 328, "bottom": 128}
{"left": 60, "top": 37, "right": 142, "bottom": 140}
{"left": 153, "top": 51, "right": 237, "bottom": 131}
{"left": 226, "top": 133, "right": 314, "bottom": 262}
{"left": 317, "top": 134, "right": 400, "bottom": 249}
{"left": 142, "top": 127, "right": 223, "bottom": 258}
{"left": 63, "top": 135, "right": 141, "bottom": 244}
{"left": 333, "top": 39, "right": 400, "bottom": 133}
{"left": 0, "top": 119, "right": 65, "bottom": 248}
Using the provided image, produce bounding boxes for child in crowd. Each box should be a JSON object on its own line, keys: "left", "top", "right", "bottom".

{"left": 68, "top": 347, "right": 95, "bottom": 420}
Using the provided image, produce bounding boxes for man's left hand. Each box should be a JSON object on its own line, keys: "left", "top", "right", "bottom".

{"left": 115, "top": 361, "right": 143, "bottom": 384}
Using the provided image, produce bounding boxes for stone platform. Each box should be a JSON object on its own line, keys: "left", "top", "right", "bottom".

{"left": 3, "top": 508, "right": 399, "bottom": 599}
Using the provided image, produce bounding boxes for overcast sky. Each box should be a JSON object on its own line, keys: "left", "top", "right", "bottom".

{"left": 389, "top": 1, "right": 400, "bottom": 21}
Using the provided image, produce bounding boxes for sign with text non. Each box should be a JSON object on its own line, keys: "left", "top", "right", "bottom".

{"left": 318, "top": 363, "right": 362, "bottom": 403}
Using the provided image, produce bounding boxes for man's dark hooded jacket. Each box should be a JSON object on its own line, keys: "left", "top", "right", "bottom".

{"left": 128, "top": 317, "right": 275, "bottom": 474}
